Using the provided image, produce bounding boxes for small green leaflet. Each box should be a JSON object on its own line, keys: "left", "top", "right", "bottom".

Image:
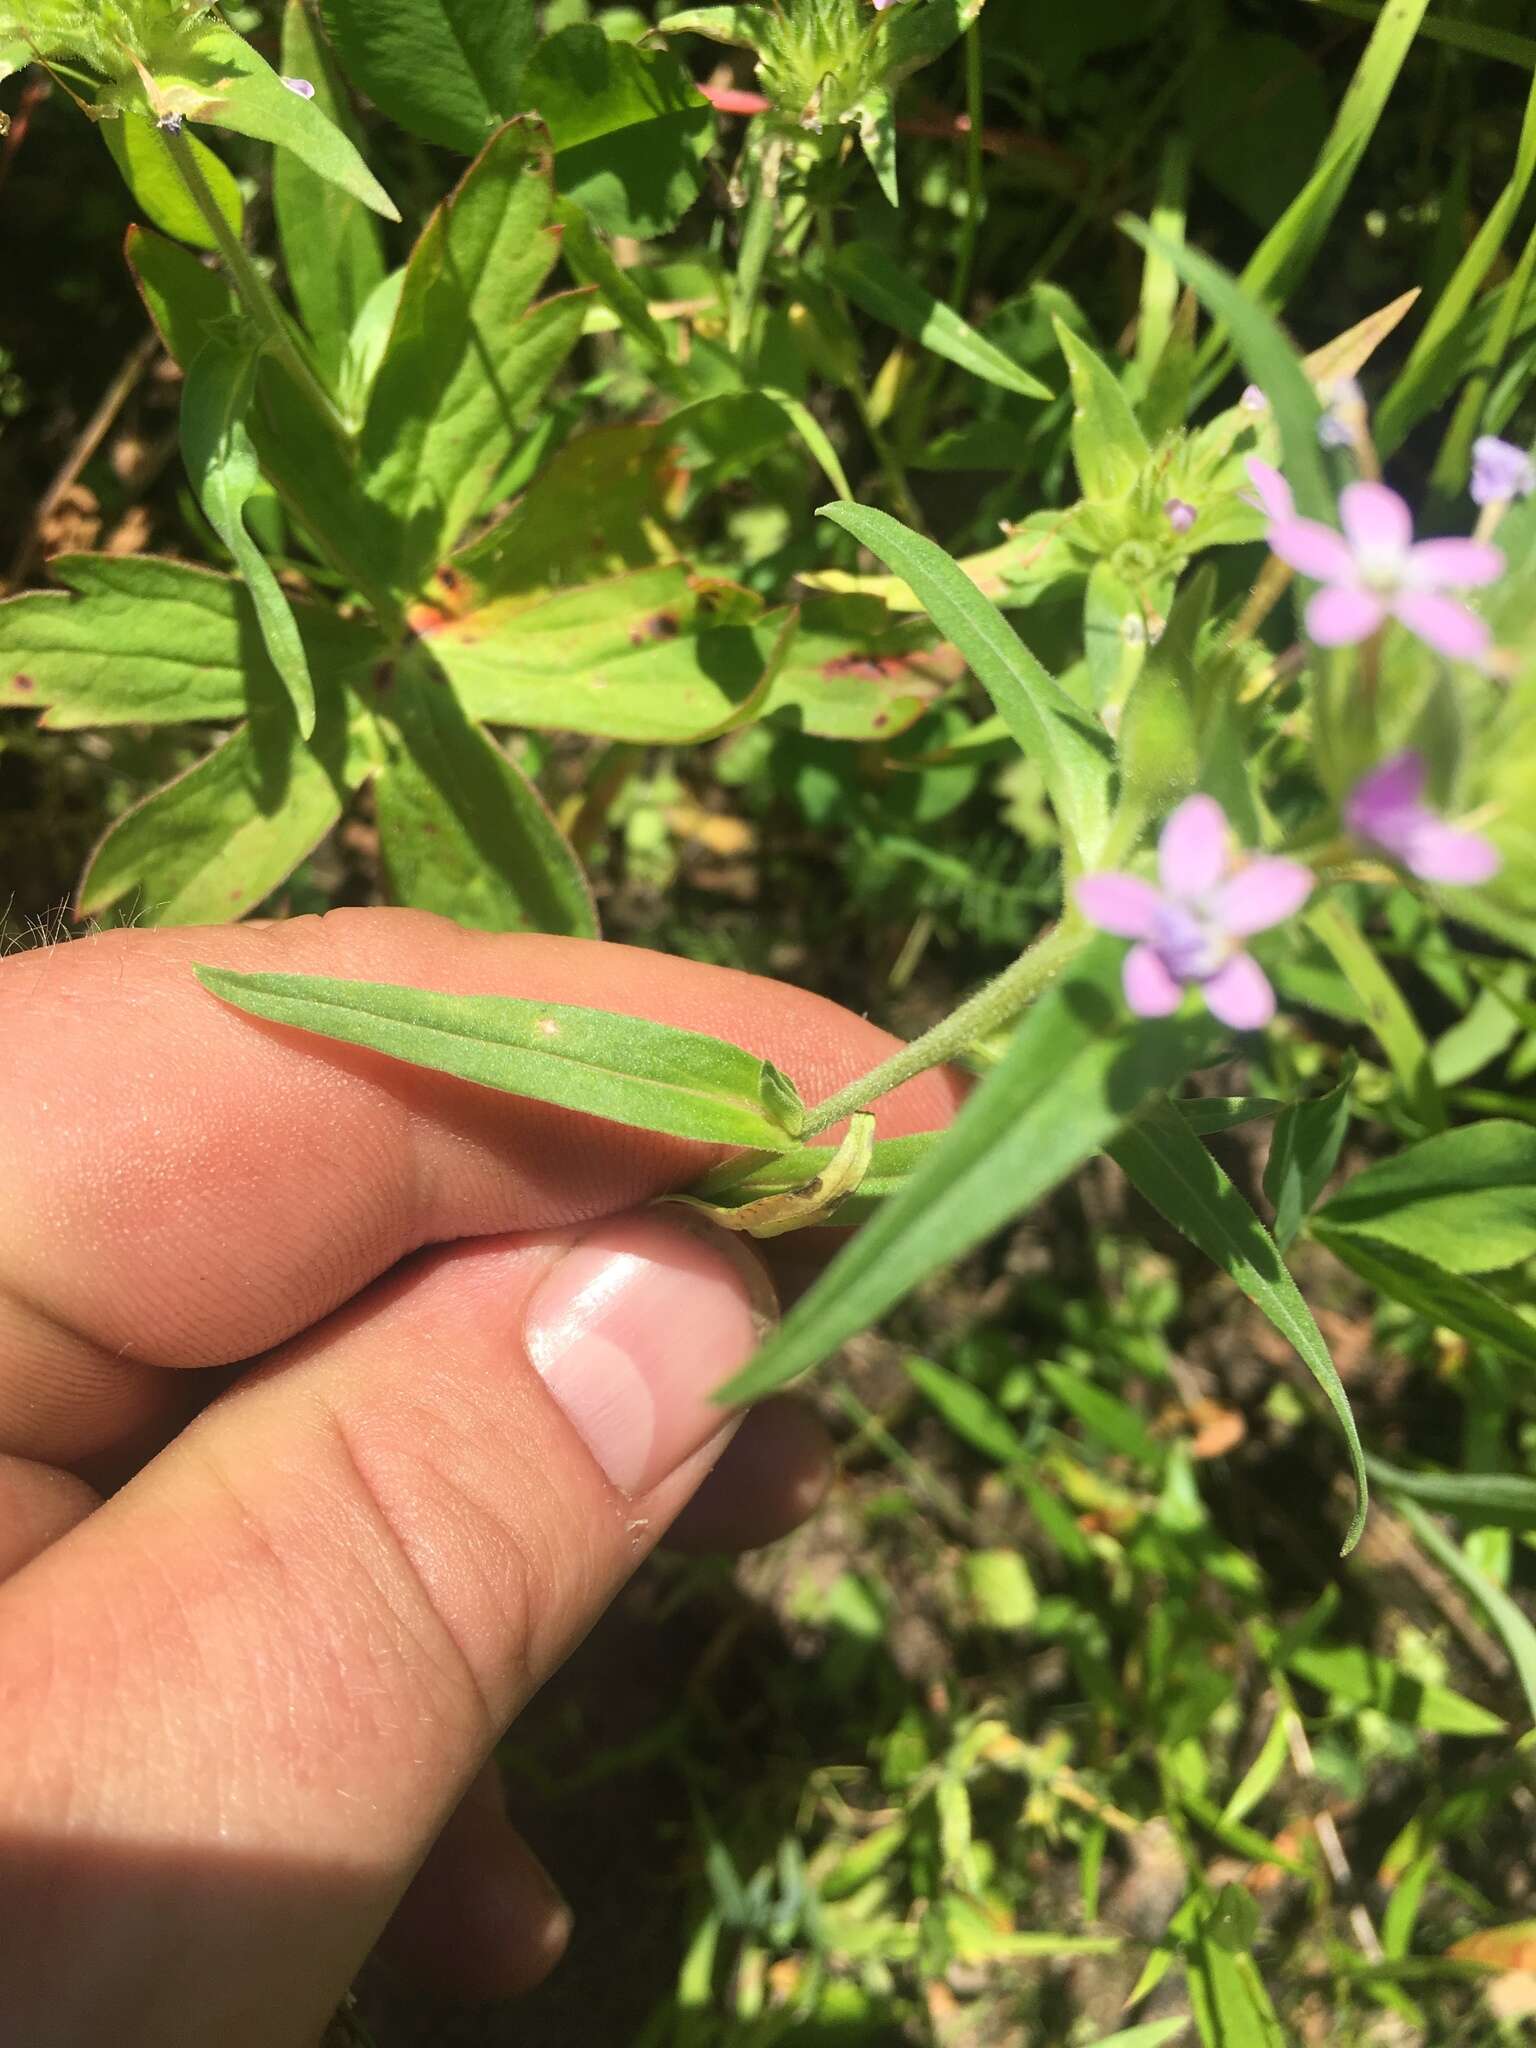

{"left": 1109, "top": 1096, "right": 1367, "bottom": 1553}
{"left": 829, "top": 243, "right": 1052, "bottom": 400}
{"left": 1317, "top": 1119, "right": 1536, "bottom": 1274}
{"left": 195, "top": 970, "right": 808, "bottom": 1152}
{"left": 1316, "top": 1227, "right": 1536, "bottom": 1370}
{"left": 1053, "top": 319, "right": 1148, "bottom": 499}
{"left": 1263, "top": 1052, "right": 1355, "bottom": 1251}
{"left": 817, "top": 502, "right": 1114, "bottom": 868}
{"left": 102, "top": 114, "right": 243, "bottom": 251}
{"left": 180, "top": 337, "right": 316, "bottom": 738}
{"left": 1118, "top": 219, "right": 1332, "bottom": 526}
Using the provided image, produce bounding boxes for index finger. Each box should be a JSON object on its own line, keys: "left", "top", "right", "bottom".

{"left": 0, "top": 910, "right": 961, "bottom": 1458}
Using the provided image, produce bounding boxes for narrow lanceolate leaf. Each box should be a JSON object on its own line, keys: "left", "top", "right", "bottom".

{"left": 102, "top": 114, "right": 243, "bottom": 251}
{"left": 0, "top": 554, "right": 379, "bottom": 727}
{"left": 1110, "top": 1096, "right": 1367, "bottom": 1553}
{"left": 78, "top": 716, "right": 350, "bottom": 925}
{"left": 183, "top": 21, "right": 399, "bottom": 219}
{"left": 1053, "top": 320, "right": 1148, "bottom": 499}
{"left": 717, "top": 940, "right": 1223, "bottom": 1406}
{"left": 371, "top": 657, "right": 598, "bottom": 938}
{"left": 275, "top": 0, "right": 386, "bottom": 382}
{"left": 683, "top": 1130, "right": 940, "bottom": 1227}
{"left": 358, "top": 121, "right": 589, "bottom": 591}
{"left": 1316, "top": 1228, "right": 1536, "bottom": 1371}
{"left": 1264, "top": 1053, "right": 1356, "bottom": 1251}
{"left": 858, "top": 90, "right": 898, "bottom": 208}
{"left": 1316, "top": 1121, "right": 1536, "bottom": 1273}
{"left": 1390, "top": 1496, "right": 1536, "bottom": 1728}
{"left": 817, "top": 503, "right": 1114, "bottom": 867}
{"left": 194, "top": 970, "right": 808, "bottom": 1152}
{"left": 319, "top": 0, "right": 538, "bottom": 154}
{"left": 1119, "top": 221, "right": 1331, "bottom": 527}
{"left": 829, "top": 244, "right": 1052, "bottom": 400}
{"left": 1365, "top": 1456, "right": 1536, "bottom": 1534}
{"left": 181, "top": 337, "right": 316, "bottom": 738}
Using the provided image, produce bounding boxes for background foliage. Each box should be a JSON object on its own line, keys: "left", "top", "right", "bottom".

{"left": 7, "top": 2, "right": 1536, "bottom": 2044}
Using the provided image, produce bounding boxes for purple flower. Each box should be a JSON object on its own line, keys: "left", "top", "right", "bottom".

{"left": 1165, "top": 498, "right": 1197, "bottom": 534}
{"left": 1471, "top": 435, "right": 1535, "bottom": 509}
{"left": 1265, "top": 480, "right": 1504, "bottom": 663}
{"left": 1318, "top": 374, "right": 1364, "bottom": 450}
{"left": 1344, "top": 752, "right": 1501, "bottom": 886}
{"left": 281, "top": 75, "right": 316, "bottom": 98}
{"left": 1244, "top": 458, "right": 1293, "bottom": 523}
{"left": 1076, "top": 796, "right": 1313, "bottom": 1030}
{"left": 1240, "top": 384, "right": 1269, "bottom": 413}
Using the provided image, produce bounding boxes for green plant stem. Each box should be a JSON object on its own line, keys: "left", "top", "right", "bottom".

{"left": 801, "top": 918, "right": 1086, "bottom": 1137}
{"left": 164, "top": 124, "right": 344, "bottom": 436}
{"left": 813, "top": 200, "right": 926, "bottom": 532}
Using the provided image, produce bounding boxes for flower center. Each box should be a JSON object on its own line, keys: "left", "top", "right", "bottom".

{"left": 1152, "top": 901, "right": 1228, "bottom": 983}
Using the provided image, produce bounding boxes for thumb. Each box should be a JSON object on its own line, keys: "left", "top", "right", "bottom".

{"left": 0, "top": 1209, "right": 772, "bottom": 2048}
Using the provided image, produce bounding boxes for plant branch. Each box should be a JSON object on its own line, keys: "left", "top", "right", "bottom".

{"left": 801, "top": 918, "right": 1086, "bottom": 1136}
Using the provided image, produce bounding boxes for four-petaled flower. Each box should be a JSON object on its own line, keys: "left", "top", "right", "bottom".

{"left": 1344, "top": 751, "right": 1500, "bottom": 886}
{"left": 1077, "top": 797, "right": 1313, "bottom": 1030}
{"left": 1471, "top": 435, "right": 1535, "bottom": 509}
{"left": 1263, "top": 478, "right": 1504, "bottom": 664}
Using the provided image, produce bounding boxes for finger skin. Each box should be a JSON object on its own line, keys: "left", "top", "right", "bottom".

{"left": 0, "top": 912, "right": 961, "bottom": 1465}
{"left": 0, "top": 1456, "right": 99, "bottom": 1578}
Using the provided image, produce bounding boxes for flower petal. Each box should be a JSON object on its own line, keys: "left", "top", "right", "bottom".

{"left": 1344, "top": 750, "right": 1425, "bottom": 841}
{"left": 1202, "top": 952, "right": 1276, "bottom": 1031}
{"left": 1266, "top": 515, "right": 1354, "bottom": 581}
{"left": 1158, "top": 795, "right": 1228, "bottom": 899}
{"left": 1404, "top": 822, "right": 1502, "bottom": 886}
{"left": 1244, "top": 459, "right": 1293, "bottom": 523}
{"left": 1471, "top": 435, "right": 1534, "bottom": 508}
{"left": 1215, "top": 858, "right": 1314, "bottom": 936}
{"left": 1339, "top": 480, "right": 1413, "bottom": 557}
{"left": 1123, "top": 943, "right": 1182, "bottom": 1018}
{"left": 1390, "top": 589, "right": 1491, "bottom": 664}
{"left": 1075, "top": 874, "right": 1166, "bottom": 940}
{"left": 1306, "top": 584, "right": 1387, "bottom": 646}
{"left": 1407, "top": 537, "right": 1505, "bottom": 589}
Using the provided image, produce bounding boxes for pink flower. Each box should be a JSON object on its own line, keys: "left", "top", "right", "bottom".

{"left": 1165, "top": 498, "right": 1197, "bottom": 534}
{"left": 1244, "top": 458, "right": 1293, "bottom": 522}
{"left": 1344, "top": 752, "right": 1500, "bottom": 886}
{"left": 1076, "top": 796, "right": 1313, "bottom": 1030}
{"left": 1471, "top": 435, "right": 1534, "bottom": 509}
{"left": 1264, "top": 480, "right": 1504, "bottom": 663}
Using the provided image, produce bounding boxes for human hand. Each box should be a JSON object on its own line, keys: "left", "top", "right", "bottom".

{"left": 0, "top": 911, "right": 958, "bottom": 2046}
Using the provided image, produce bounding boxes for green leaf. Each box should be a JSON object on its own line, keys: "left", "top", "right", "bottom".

{"left": 0, "top": 554, "right": 377, "bottom": 727}
{"left": 1264, "top": 1054, "right": 1356, "bottom": 1251}
{"left": 522, "top": 25, "right": 712, "bottom": 240}
{"left": 126, "top": 220, "right": 235, "bottom": 368}
{"left": 1318, "top": 1227, "right": 1536, "bottom": 1370}
{"left": 1187, "top": 1887, "right": 1287, "bottom": 2048}
{"left": 1306, "top": 896, "right": 1444, "bottom": 1129}
{"left": 904, "top": 1356, "right": 1025, "bottom": 1465}
{"left": 371, "top": 659, "right": 597, "bottom": 937}
{"left": 964, "top": 1549, "right": 1039, "bottom": 1631}
{"left": 181, "top": 337, "right": 317, "bottom": 738}
{"left": 759, "top": 595, "right": 952, "bottom": 742}
{"left": 1317, "top": 1121, "right": 1536, "bottom": 1274}
{"left": 878, "top": 0, "right": 985, "bottom": 85}
{"left": 1390, "top": 1496, "right": 1536, "bottom": 1728}
{"left": 717, "top": 940, "right": 1223, "bottom": 1405}
{"left": 829, "top": 243, "right": 1052, "bottom": 400}
{"left": 1119, "top": 220, "right": 1332, "bottom": 526}
{"left": 685, "top": 1130, "right": 939, "bottom": 1225}
{"left": 357, "top": 120, "right": 588, "bottom": 590}
{"left": 420, "top": 568, "right": 793, "bottom": 744}
{"left": 1365, "top": 1456, "right": 1536, "bottom": 1535}
{"left": 194, "top": 970, "right": 808, "bottom": 1152}
{"left": 1053, "top": 319, "right": 1148, "bottom": 499}
{"left": 183, "top": 21, "right": 399, "bottom": 220}
{"left": 1082, "top": 2023, "right": 1191, "bottom": 2048}
{"left": 1286, "top": 1642, "right": 1504, "bottom": 1737}
{"left": 320, "top": 0, "right": 537, "bottom": 153}
{"left": 816, "top": 502, "right": 1114, "bottom": 867}
{"left": 1039, "top": 1363, "right": 1159, "bottom": 1464}
{"left": 78, "top": 715, "right": 349, "bottom": 924}
{"left": 1109, "top": 1097, "right": 1367, "bottom": 1553}
{"left": 274, "top": 0, "right": 386, "bottom": 383}
{"left": 1179, "top": 1096, "right": 1286, "bottom": 1136}
{"left": 555, "top": 200, "right": 668, "bottom": 358}
{"left": 654, "top": 7, "right": 775, "bottom": 53}
{"left": 102, "top": 113, "right": 243, "bottom": 250}
{"left": 857, "top": 89, "right": 898, "bottom": 208}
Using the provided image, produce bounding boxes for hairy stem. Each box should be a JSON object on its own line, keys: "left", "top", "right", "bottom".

{"left": 164, "top": 125, "right": 344, "bottom": 435}
{"left": 801, "top": 919, "right": 1086, "bottom": 1137}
